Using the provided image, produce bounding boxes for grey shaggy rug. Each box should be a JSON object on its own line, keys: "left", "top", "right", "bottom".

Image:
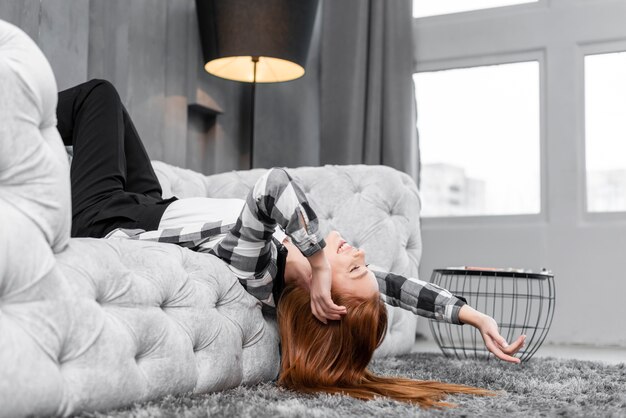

{"left": 76, "top": 353, "right": 626, "bottom": 418}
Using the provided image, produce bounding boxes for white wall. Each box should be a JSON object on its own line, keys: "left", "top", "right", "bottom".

{"left": 414, "top": 0, "right": 626, "bottom": 347}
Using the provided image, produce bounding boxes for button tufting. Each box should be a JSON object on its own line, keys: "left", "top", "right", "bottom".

{"left": 135, "top": 348, "right": 146, "bottom": 361}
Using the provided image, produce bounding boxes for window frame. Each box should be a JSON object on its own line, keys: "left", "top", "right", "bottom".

{"left": 578, "top": 39, "right": 626, "bottom": 221}
{"left": 414, "top": 44, "right": 548, "bottom": 227}
{"left": 413, "top": 0, "right": 546, "bottom": 23}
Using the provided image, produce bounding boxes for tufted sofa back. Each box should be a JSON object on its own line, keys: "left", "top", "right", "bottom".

{"left": 154, "top": 162, "right": 423, "bottom": 276}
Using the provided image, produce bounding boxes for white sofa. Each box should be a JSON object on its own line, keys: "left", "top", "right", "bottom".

{"left": 0, "top": 19, "right": 423, "bottom": 416}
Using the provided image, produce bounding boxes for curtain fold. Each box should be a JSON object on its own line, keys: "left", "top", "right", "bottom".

{"left": 319, "top": 0, "right": 419, "bottom": 181}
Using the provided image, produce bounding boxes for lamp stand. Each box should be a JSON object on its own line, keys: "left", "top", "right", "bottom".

{"left": 249, "top": 56, "right": 259, "bottom": 169}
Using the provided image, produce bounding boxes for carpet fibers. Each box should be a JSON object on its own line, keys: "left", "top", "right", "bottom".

{"left": 76, "top": 353, "right": 626, "bottom": 418}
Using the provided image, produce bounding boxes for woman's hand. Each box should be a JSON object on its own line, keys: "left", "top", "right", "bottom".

{"left": 307, "top": 250, "right": 347, "bottom": 324}
{"left": 459, "top": 305, "right": 526, "bottom": 364}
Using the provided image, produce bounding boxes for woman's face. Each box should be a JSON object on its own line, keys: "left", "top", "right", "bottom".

{"left": 323, "top": 231, "right": 379, "bottom": 299}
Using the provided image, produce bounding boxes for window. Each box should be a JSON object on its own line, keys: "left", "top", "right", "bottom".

{"left": 414, "top": 61, "right": 541, "bottom": 217}
{"left": 413, "top": 0, "right": 538, "bottom": 18}
{"left": 412, "top": 0, "right": 626, "bottom": 348}
{"left": 585, "top": 51, "right": 626, "bottom": 213}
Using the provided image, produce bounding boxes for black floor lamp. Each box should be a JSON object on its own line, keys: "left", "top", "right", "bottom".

{"left": 195, "top": 0, "right": 319, "bottom": 169}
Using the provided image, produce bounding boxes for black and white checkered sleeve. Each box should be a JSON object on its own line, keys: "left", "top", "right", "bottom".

{"left": 372, "top": 269, "right": 467, "bottom": 325}
{"left": 251, "top": 168, "right": 326, "bottom": 257}
{"left": 105, "top": 222, "right": 234, "bottom": 250}
{"left": 209, "top": 167, "right": 326, "bottom": 308}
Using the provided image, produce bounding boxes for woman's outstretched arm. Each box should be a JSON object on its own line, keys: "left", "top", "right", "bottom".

{"left": 371, "top": 268, "right": 525, "bottom": 363}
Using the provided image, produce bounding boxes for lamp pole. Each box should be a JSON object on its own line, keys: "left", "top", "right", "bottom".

{"left": 250, "top": 56, "right": 258, "bottom": 169}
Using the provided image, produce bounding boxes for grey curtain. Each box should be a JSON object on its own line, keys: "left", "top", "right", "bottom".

{"left": 319, "top": 0, "right": 419, "bottom": 181}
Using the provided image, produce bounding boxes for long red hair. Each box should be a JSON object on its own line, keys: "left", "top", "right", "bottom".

{"left": 277, "top": 285, "right": 494, "bottom": 408}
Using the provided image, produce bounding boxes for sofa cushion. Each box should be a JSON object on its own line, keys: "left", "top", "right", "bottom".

{"left": 0, "top": 235, "right": 279, "bottom": 416}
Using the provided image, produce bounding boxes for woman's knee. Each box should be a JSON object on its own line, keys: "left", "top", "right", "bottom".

{"left": 82, "top": 79, "right": 122, "bottom": 106}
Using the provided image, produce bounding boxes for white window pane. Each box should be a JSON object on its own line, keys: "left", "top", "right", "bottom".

{"left": 585, "top": 52, "right": 626, "bottom": 213}
{"left": 413, "top": 0, "right": 537, "bottom": 18}
{"left": 414, "top": 62, "right": 541, "bottom": 217}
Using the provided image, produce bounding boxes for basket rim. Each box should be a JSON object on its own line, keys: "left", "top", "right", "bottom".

{"left": 433, "top": 268, "right": 554, "bottom": 280}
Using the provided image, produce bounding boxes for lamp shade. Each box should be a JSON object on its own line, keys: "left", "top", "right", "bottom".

{"left": 195, "top": 0, "right": 319, "bottom": 83}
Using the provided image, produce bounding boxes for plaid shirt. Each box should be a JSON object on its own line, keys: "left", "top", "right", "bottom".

{"left": 107, "top": 168, "right": 466, "bottom": 325}
{"left": 370, "top": 268, "right": 467, "bottom": 325}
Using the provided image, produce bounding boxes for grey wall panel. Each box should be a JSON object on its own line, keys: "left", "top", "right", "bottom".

{"left": 88, "top": 0, "right": 131, "bottom": 100}
{"left": 0, "top": 0, "right": 41, "bottom": 41}
{"left": 162, "top": 0, "right": 191, "bottom": 168}
{"left": 39, "top": 0, "right": 89, "bottom": 90}
{"left": 125, "top": 0, "right": 167, "bottom": 162}
{"left": 189, "top": 60, "right": 247, "bottom": 174}
{"left": 2, "top": 0, "right": 321, "bottom": 176}
{"left": 1, "top": 0, "right": 89, "bottom": 91}
{"left": 186, "top": 3, "right": 248, "bottom": 174}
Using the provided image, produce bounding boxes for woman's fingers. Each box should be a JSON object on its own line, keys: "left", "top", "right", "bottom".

{"left": 311, "top": 297, "right": 347, "bottom": 324}
{"left": 484, "top": 331, "right": 523, "bottom": 363}
{"left": 319, "top": 297, "right": 346, "bottom": 319}
{"left": 310, "top": 302, "right": 324, "bottom": 324}
{"left": 317, "top": 294, "right": 346, "bottom": 313}
{"left": 501, "top": 334, "right": 526, "bottom": 355}
{"left": 490, "top": 330, "right": 525, "bottom": 355}
{"left": 484, "top": 334, "right": 521, "bottom": 363}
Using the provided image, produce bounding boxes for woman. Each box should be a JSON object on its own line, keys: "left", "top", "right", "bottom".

{"left": 58, "top": 79, "right": 525, "bottom": 408}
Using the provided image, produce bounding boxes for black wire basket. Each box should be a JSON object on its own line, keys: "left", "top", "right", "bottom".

{"left": 428, "top": 267, "right": 556, "bottom": 363}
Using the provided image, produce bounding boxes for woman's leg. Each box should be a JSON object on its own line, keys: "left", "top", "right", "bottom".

{"left": 57, "top": 79, "right": 168, "bottom": 236}
{"left": 57, "top": 79, "right": 163, "bottom": 215}
{"left": 120, "top": 105, "right": 163, "bottom": 198}
{"left": 210, "top": 168, "right": 326, "bottom": 307}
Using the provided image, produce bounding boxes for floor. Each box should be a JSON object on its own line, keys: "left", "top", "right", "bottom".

{"left": 412, "top": 339, "right": 626, "bottom": 365}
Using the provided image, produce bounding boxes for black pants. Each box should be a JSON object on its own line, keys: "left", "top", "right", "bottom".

{"left": 57, "top": 79, "right": 175, "bottom": 238}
